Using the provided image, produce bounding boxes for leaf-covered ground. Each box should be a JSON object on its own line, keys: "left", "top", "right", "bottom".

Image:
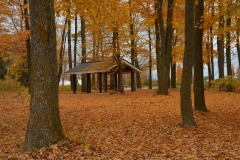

{"left": 0, "top": 89, "right": 240, "bottom": 159}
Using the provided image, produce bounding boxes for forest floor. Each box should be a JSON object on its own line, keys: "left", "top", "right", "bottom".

{"left": 0, "top": 89, "right": 240, "bottom": 159}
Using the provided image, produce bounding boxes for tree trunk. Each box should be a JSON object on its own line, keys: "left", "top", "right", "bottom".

{"left": 226, "top": 6, "right": 232, "bottom": 76}
{"left": 68, "top": 19, "right": 73, "bottom": 90}
{"left": 23, "top": 0, "right": 31, "bottom": 94}
{"left": 154, "top": 1, "right": 161, "bottom": 94}
{"left": 24, "top": 0, "right": 64, "bottom": 149}
{"left": 58, "top": 18, "right": 67, "bottom": 84}
{"left": 72, "top": 16, "right": 78, "bottom": 93}
{"left": 217, "top": 14, "right": 224, "bottom": 78}
{"left": 206, "top": 33, "right": 212, "bottom": 88}
{"left": 81, "top": 17, "right": 87, "bottom": 92}
{"left": 129, "top": 0, "right": 136, "bottom": 91}
{"left": 113, "top": 26, "right": 124, "bottom": 93}
{"left": 166, "top": 0, "right": 174, "bottom": 89}
{"left": 171, "top": 58, "right": 176, "bottom": 88}
{"left": 194, "top": 0, "right": 208, "bottom": 112}
{"left": 148, "top": 28, "right": 152, "bottom": 89}
{"left": 157, "top": 0, "right": 168, "bottom": 95}
{"left": 135, "top": 56, "right": 141, "bottom": 88}
{"left": 180, "top": 0, "right": 197, "bottom": 126}
{"left": 237, "top": 31, "right": 240, "bottom": 66}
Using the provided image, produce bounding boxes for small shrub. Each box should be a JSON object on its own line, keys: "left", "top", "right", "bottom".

{"left": 0, "top": 76, "right": 27, "bottom": 97}
{"left": 210, "top": 76, "right": 240, "bottom": 92}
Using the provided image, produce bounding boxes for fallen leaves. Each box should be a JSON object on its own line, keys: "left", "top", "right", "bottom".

{"left": 0, "top": 89, "right": 240, "bottom": 159}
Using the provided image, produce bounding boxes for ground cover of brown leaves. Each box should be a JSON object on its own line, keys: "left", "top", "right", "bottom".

{"left": 0, "top": 89, "right": 240, "bottom": 159}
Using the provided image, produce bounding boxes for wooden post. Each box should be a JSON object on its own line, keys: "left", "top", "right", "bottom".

{"left": 87, "top": 73, "right": 91, "bottom": 93}
{"left": 131, "top": 70, "right": 135, "bottom": 92}
{"left": 115, "top": 72, "right": 118, "bottom": 91}
{"left": 104, "top": 72, "right": 107, "bottom": 92}
{"left": 72, "top": 74, "right": 77, "bottom": 94}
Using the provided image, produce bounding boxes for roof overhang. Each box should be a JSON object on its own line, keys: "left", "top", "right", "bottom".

{"left": 64, "top": 59, "right": 141, "bottom": 75}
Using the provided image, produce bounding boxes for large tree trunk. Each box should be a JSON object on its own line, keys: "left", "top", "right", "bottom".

{"left": 24, "top": 0, "right": 64, "bottom": 149}
{"left": 194, "top": 0, "right": 208, "bottom": 112}
{"left": 23, "top": 0, "right": 31, "bottom": 94}
{"left": 81, "top": 17, "right": 87, "bottom": 92}
{"left": 180, "top": 0, "right": 197, "bottom": 126}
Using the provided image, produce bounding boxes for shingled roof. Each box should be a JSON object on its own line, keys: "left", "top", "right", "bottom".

{"left": 64, "top": 59, "right": 141, "bottom": 75}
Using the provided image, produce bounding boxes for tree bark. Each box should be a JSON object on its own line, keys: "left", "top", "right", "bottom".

{"left": 81, "top": 17, "right": 87, "bottom": 92}
{"left": 135, "top": 56, "right": 141, "bottom": 88}
{"left": 24, "top": 0, "right": 64, "bottom": 149}
{"left": 180, "top": 0, "right": 197, "bottom": 126}
{"left": 171, "top": 58, "right": 176, "bottom": 88}
{"left": 23, "top": 0, "right": 31, "bottom": 94}
{"left": 157, "top": 0, "right": 168, "bottom": 95}
{"left": 154, "top": 1, "right": 161, "bottom": 94}
{"left": 58, "top": 18, "right": 67, "bottom": 84}
{"left": 217, "top": 14, "right": 224, "bottom": 78}
{"left": 72, "top": 16, "right": 78, "bottom": 93}
{"left": 166, "top": 0, "right": 174, "bottom": 89}
{"left": 148, "top": 28, "right": 152, "bottom": 89}
{"left": 129, "top": 0, "right": 136, "bottom": 92}
{"left": 194, "top": 0, "right": 208, "bottom": 112}
{"left": 237, "top": 31, "right": 240, "bottom": 67}
{"left": 226, "top": 5, "right": 232, "bottom": 76}
{"left": 68, "top": 18, "right": 74, "bottom": 90}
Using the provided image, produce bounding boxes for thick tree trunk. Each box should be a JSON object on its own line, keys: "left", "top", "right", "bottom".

{"left": 180, "top": 0, "right": 197, "bottom": 126}
{"left": 24, "top": 0, "right": 64, "bottom": 149}
{"left": 194, "top": 0, "right": 208, "bottom": 112}
{"left": 81, "top": 17, "right": 87, "bottom": 92}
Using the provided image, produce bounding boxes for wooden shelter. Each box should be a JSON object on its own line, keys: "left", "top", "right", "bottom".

{"left": 64, "top": 59, "right": 141, "bottom": 93}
